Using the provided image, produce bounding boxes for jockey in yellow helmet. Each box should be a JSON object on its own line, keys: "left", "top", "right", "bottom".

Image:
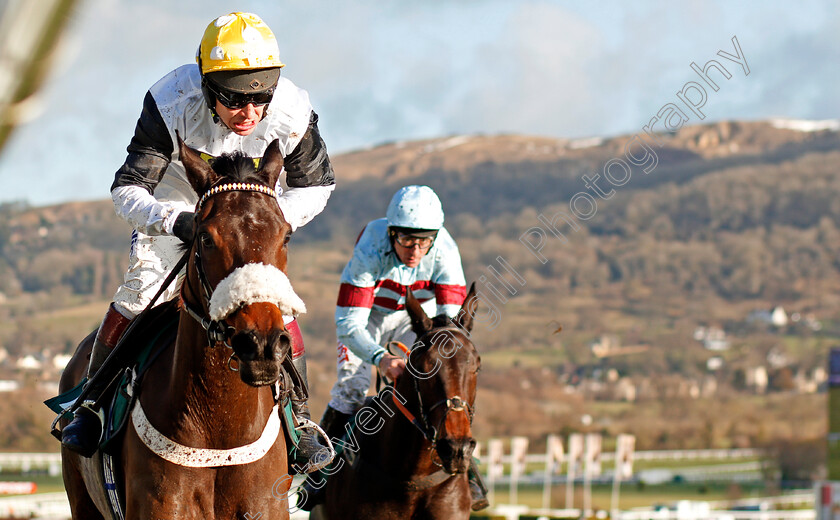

{"left": 60, "top": 13, "right": 335, "bottom": 474}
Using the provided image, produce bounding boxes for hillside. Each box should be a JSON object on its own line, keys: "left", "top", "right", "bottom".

{"left": 0, "top": 119, "right": 837, "bottom": 457}
{"left": 318, "top": 119, "right": 840, "bottom": 241}
{"left": 332, "top": 119, "right": 837, "bottom": 181}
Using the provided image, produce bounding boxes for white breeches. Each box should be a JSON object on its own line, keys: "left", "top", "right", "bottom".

{"left": 327, "top": 309, "right": 418, "bottom": 415}
{"left": 112, "top": 231, "right": 184, "bottom": 318}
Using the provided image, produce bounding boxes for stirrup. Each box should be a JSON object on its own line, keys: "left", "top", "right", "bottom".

{"left": 71, "top": 400, "right": 106, "bottom": 428}
{"left": 291, "top": 418, "right": 336, "bottom": 474}
{"left": 60, "top": 401, "right": 105, "bottom": 457}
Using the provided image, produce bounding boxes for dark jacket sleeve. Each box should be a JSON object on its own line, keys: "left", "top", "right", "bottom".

{"left": 283, "top": 112, "right": 335, "bottom": 188}
{"left": 111, "top": 91, "right": 174, "bottom": 193}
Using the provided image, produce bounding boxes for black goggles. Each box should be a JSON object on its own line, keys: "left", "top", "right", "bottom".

{"left": 206, "top": 81, "right": 275, "bottom": 109}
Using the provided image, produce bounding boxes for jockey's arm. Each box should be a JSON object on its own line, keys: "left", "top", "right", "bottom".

{"left": 335, "top": 231, "right": 390, "bottom": 366}
{"left": 431, "top": 228, "right": 468, "bottom": 317}
{"left": 109, "top": 91, "right": 188, "bottom": 236}
{"left": 335, "top": 304, "right": 388, "bottom": 366}
{"left": 276, "top": 112, "right": 336, "bottom": 232}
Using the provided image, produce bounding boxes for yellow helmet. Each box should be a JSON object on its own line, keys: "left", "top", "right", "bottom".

{"left": 197, "top": 12, "right": 285, "bottom": 74}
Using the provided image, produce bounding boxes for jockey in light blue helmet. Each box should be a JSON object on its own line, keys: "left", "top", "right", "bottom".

{"left": 386, "top": 185, "right": 445, "bottom": 230}
{"left": 385, "top": 185, "right": 445, "bottom": 269}
{"left": 299, "top": 184, "right": 488, "bottom": 512}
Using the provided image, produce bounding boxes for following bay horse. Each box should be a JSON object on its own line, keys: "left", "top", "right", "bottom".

{"left": 59, "top": 137, "right": 302, "bottom": 519}
{"left": 313, "top": 284, "right": 481, "bottom": 520}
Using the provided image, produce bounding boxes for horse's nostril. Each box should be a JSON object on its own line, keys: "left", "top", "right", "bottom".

{"left": 437, "top": 441, "right": 453, "bottom": 459}
{"left": 231, "top": 330, "right": 292, "bottom": 362}
{"left": 231, "top": 332, "right": 260, "bottom": 361}
{"left": 276, "top": 331, "right": 291, "bottom": 356}
{"left": 447, "top": 439, "right": 475, "bottom": 459}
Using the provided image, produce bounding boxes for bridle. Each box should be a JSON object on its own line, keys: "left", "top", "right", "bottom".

{"left": 179, "top": 181, "right": 279, "bottom": 366}
{"left": 387, "top": 327, "right": 477, "bottom": 470}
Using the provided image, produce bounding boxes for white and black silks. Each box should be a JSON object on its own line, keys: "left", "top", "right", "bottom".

{"left": 110, "top": 63, "right": 334, "bottom": 236}
{"left": 107, "top": 63, "right": 335, "bottom": 317}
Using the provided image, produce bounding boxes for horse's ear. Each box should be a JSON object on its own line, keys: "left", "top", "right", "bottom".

{"left": 405, "top": 289, "right": 433, "bottom": 336}
{"left": 454, "top": 282, "right": 478, "bottom": 333}
{"left": 177, "top": 131, "right": 218, "bottom": 195}
{"left": 258, "top": 139, "right": 284, "bottom": 189}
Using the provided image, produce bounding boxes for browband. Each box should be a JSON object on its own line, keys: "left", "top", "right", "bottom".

{"left": 197, "top": 182, "right": 277, "bottom": 212}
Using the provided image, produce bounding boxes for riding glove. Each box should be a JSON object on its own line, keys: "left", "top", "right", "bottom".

{"left": 173, "top": 211, "right": 196, "bottom": 243}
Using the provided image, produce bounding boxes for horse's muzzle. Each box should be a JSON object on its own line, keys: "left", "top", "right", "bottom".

{"left": 230, "top": 329, "right": 291, "bottom": 386}
{"left": 436, "top": 437, "right": 476, "bottom": 474}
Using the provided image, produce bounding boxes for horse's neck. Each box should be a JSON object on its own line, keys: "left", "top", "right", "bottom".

{"left": 367, "top": 384, "right": 439, "bottom": 478}
{"left": 148, "top": 315, "right": 274, "bottom": 442}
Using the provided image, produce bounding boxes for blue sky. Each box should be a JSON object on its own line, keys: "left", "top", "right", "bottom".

{"left": 0, "top": 0, "right": 836, "bottom": 206}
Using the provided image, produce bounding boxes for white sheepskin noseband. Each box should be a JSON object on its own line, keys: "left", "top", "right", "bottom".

{"left": 208, "top": 263, "right": 306, "bottom": 321}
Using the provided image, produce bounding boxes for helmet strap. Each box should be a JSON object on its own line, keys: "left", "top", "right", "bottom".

{"left": 388, "top": 228, "right": 399, "bottom": 256}
{"left": 197, "top": 57, "right": 221, "bottom": 124}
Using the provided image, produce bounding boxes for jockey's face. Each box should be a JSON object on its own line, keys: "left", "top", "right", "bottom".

{"left": 215, "top": 101, "right": 265, "bottom": 136}
{"left": 394, "top": 239, "right": 432, "bottom": 268}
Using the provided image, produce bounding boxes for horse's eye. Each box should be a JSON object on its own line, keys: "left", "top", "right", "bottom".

{"left": 283, "top": 234, "right": 291, "bottom": 246}
{"left": 199, "top": 232, "right": 215, "bottom": 249}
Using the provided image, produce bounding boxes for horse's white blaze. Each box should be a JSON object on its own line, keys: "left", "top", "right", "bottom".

{"left": 208, "top": 263, "right": 306, "bottom": 321}
{"left": 132, "top": 400, "right": 281, "bottom": 467}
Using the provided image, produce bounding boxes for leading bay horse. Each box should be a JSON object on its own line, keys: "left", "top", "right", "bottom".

{"left": 312, "top": 285, "right": 481, "bottom": 520}
{"left": 59, "top": 138, "right": 301, "bottom": 519}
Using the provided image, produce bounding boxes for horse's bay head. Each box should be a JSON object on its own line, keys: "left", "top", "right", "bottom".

{"left": 404, "top": 284, "right": 481, "bottom": 474}
{"left": 179, "top": 136, "right": 301, "bottom": 387}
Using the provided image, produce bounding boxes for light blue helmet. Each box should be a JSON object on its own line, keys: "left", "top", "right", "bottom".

{"left": 386, "top": 185, "right": 444, "bottom": 231}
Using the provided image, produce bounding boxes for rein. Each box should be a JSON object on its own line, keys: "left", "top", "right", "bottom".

{"left": 62, "top": 253, "right": 190, "bottom": 415}
{"left": 181, "top": 264, "right": 235, "bottom": 348}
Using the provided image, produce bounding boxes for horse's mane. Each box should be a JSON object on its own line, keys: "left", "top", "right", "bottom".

{"left": 411, "top": 315, "right": 460, "bottom": 343}
{"left": 173, "top": 152, "right": 269, "bottom": 255}
{"left": 408, "top": 316, "right": 473, "bottom": 366}
{"left": 211, "top": 151, "right": 265, "bottom": 185}
{"left": 430, "top": 314, "right": 453, "bottom": 329}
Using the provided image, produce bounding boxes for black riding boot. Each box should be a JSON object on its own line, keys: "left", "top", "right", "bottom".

{"left": 297, "top": 405, "right": 353, "bottom": 512}
{"left": 469, "top": 458, "right": 490, "bottom": 511}
{"left": 290, "top": 355, "right": 334, "bottom": 474}
{"left": 61, "top": 304, "right": 131, "bottom": 457}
